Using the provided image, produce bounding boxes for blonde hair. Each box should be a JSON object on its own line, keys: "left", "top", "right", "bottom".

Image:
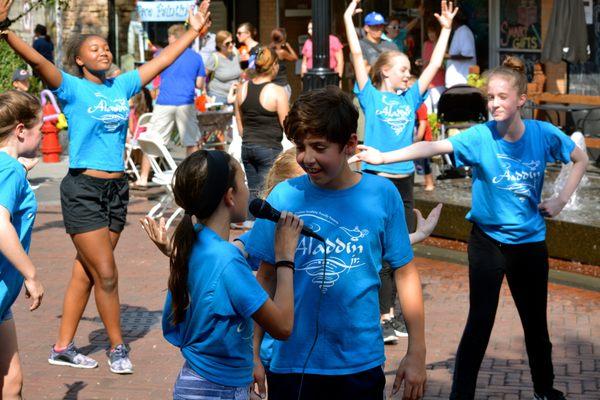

{"left": 371, "top": 50, "right": 408, "bottom": 88}
{"left": 255, "top": 46, "right": 278, "bottom": 76}
{"left": 215, "top": 30, "right": 233, "bottom": 51}
{"left": 0, "top": 91, "right": 42, "bottom": 141}
{"left": 260, "top": 148, "right": 303, "bottom": 198}
{"left": 485, "top": 56, "right": 527, "bottom": 95}
{"left": 168, "top": 24, "right": 186, "bottom": 39}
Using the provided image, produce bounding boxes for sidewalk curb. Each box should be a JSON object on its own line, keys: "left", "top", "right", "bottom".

{"left": 413, "top": 243, "right": 600, "bottom": 292}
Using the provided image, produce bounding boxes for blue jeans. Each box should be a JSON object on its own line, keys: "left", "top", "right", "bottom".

{"left": 241, "top": 143, "right": 282, "bottom": 218}
{"left": 173, "top": 362, "right": 249, "bottom": 400}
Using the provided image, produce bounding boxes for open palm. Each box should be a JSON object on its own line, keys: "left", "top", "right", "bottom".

{"left": 0, "top": 0, "right": 14, "bottom": 22}
{"left": 434, "top": 1, "right": 458, "bottom": 30}
{"left": 188, "top": 0, "right": 211, "bottom": 33}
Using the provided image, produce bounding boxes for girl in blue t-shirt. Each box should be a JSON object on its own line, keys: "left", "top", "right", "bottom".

{"left": 164, "top": 150, "right": 302, "bottom": 399}
{"left": 344, "top": 0, "right": 457, "bottom": 344}
{"left": 0, "top": 0, "right": 212, "bottom": 374}
{"left": 0, "top": 90, "right": 45, "bottom": 399}
{"left": 350, "top": 57, "right": 588, "bottom": 400}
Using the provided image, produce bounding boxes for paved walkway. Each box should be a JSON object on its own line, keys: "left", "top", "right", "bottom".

{"left": 12, "top": 198, "right": 600, "bottom": 399}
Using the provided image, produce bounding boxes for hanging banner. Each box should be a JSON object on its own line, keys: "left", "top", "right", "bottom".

{"left": 136, "top": 1, "right": 195, "bottom": 22}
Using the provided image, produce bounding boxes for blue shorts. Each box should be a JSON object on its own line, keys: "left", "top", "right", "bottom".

{"left": 173, "top": 362, "right": 249, "bottom": 400}
{"left": 1, "top": 308, "right": 13, "bottom": 323}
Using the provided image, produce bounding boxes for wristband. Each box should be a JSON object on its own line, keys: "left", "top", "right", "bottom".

{"left": 274, "top": 260, "right": 295, "bottom": 271}
{"left": 0, "top": 18, "right": 11, "bottom": 30}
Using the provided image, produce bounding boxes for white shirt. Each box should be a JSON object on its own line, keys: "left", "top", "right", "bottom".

{"left": 445, "top": 25, "right": 477, "bottom": 88}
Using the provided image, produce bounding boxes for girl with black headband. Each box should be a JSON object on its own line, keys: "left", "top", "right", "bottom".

{"left": 163, "top": 150, "right": 303, "bottom": 399}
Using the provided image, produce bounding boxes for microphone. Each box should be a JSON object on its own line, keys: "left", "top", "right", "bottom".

{"left": 249, "top": 199, "right": 325, "bottom": 242}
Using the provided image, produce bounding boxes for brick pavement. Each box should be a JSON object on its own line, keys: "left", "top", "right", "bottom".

{"left": 11, "top": 198, "right": 600, "bottom": 399}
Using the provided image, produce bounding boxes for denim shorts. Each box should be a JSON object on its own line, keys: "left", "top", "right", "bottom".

{"left": 60, "top": 169, "right": 129, "bottom": 234}
{"left": 173, "top": 362, "right": 249, "bottom": 400}
{"left": 1, "top": 308, "right": 13, "bottom": 323}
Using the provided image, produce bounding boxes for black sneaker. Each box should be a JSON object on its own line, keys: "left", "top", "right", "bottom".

{"left": 381, "top": 320, "right": 398, "bottom": 344}
{"left": 389, "top": 317, "right": 409, "bottom": 337}
{"left": 533, "top": 389, "right": 567, "bottom": 400}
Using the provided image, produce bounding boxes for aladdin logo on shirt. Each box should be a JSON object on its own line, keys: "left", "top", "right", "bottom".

{"left": 375, "top": 96, "right": 412, "bottom": 135}
{"left": 492, "top": 154, "right": 542, "bottom": 200}
{"left": 294, "top": 211, "right": 369, "bottom": 291}
{"left": 87, "top": 93, "right": 129, "bottom": 132}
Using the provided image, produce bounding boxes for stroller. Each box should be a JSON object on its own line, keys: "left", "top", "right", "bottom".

{"left": 436, "top": 84, "right": 487, "bottom": 179}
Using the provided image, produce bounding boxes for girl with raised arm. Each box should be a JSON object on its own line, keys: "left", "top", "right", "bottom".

{"left": 350, "top": 57, "right": 588, "bottom": 400}
{"left": 344, "top": 0, "right": 456, "bottom": 344}
{"left": 0, "top": 0, "right": 211, "bottom": 374}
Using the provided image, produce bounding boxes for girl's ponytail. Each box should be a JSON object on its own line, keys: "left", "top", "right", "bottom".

{"left": 167, "top": 150, "right": 237, "bottom": 325}
{"left": 168, "top": 213, "right": 196, "bottom": 325}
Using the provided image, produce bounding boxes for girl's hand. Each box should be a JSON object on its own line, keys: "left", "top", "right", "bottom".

{"left": 188, "top": 0, "right": 211, "bottom": 33}
{"left": 538, "top": 197, "right": 567, "bottom": 218}
{"left": 24, "top": 277, "right": 44, "bottom": 311}
{"left": 140, "top": 216, "right": 172, "bottom": 256}
{"left": 0, "top": 0, "right": 14, "bottom": 23}
{"left": 274, "top": 211, "right": 303, "bottom": 262}
{"left": 344, "top": 0, "right": 362, "bottom": 20}
{"left": 348, "top": 145, "right": 385, "bottom": 165}
{"left": 414, "top": 204, "right": 443, "bottom": 239}
{"left": 18, "top": 157, "right": 40, "bottom": 172}
{"left": 434, "top": 1, "right": 458, "bottom": 30}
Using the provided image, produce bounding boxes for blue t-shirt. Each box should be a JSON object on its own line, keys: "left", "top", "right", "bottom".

{"left": 448, "top": 120, "right": 576, "bottom": 244}
{"left": 53, "top": 70, "right": 142, "bottom": 172}
{"left": 162, "top": 226, "right": 268, "bottom": 387}
{"left": 157, "top": 48, "right": 205, "bottom": 106}
{"left": 356, "top": 80, "right": 423, "bottom": 175}
{"left": 245, "top": 173, "right": 413, "bottom": 375}
{"left": 0, "top": 153, "right": 37, "bottom": 318}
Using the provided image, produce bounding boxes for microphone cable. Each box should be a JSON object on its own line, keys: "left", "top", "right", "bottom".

{"left": 297, "top": 243, "right": 327, "bottom": 400}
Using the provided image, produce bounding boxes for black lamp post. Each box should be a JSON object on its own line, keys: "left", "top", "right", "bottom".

{"left": 302, "top": 0, "right": 339, "bottom": 91}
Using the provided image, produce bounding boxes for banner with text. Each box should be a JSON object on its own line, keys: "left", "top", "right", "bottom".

{"left": 136, "top": 1, "right": 195, "bottom": 22}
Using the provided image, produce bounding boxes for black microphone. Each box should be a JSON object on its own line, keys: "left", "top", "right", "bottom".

{"left": 249, "top": 199, "right": 325, "bottom": 242}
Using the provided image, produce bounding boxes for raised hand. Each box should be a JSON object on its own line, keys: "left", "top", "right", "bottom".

{"left": 434, "top": 1, "right": 458, "bottom": 30}
{"left": 140, "top": 216, "right": 172, "bottom": 256}
{"left": 0, "top": 0, "right": 14, "bottom": 23}
{"left": 348, "top": 145, "right": 385, "bottom": 165}
{"left": 188, "top": 0, "right": 211, "bottom": 33}
{"left": 344, "top": 0, "right": 363, "bottom": 19}
{"left": 415, "top": 203, "right": 443, "bottom": 239}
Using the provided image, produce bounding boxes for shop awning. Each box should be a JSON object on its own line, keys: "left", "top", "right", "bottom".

{"left": 541, "top": 0, "right": 589, "bottom": 64}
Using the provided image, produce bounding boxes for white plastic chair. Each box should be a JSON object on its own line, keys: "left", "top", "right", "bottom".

{"left": 125, "top": 112, "right": 153, "bottom": 182}
{"left": 136, "top": 135, "right": 183, "bottom": 229}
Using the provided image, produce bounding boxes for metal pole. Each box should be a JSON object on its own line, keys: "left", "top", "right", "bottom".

{"left": 302, "top": 0, "right": 339, "bottom": 91}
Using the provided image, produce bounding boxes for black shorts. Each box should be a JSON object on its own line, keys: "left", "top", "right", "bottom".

{"left": 60, "top": 169, "right": 129, "bottom": 235}
{"left": 267, "top": 365, "right": 386, "bottom": 400}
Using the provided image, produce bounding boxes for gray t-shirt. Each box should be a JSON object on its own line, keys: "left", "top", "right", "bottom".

{"left": 206, "top": 52, "right": 243, "bottom": 99}
{"left": 359, "top": 38, "right": 398, "bottom": 66}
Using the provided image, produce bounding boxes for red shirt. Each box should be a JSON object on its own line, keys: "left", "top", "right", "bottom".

{"left": 416, "top": 104, "right": 432, "bottom": 142}
{"left": 423, "top": 40, "right": 445, "bottom": 88}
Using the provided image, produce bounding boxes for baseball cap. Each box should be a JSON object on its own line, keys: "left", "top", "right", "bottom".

{"left": 364, "top": 12, "right": 387, "bottom": 26}
{"left": 12, "top": 68, "right": 31, "bottom": 82}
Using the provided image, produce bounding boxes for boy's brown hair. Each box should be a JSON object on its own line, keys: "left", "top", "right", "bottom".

{"left": 284, "top": 86, "right": 358, "bottom": 148}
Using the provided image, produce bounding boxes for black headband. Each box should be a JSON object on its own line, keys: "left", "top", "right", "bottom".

{"left": 190, "top": 151, "right": 231, "bottom": 219}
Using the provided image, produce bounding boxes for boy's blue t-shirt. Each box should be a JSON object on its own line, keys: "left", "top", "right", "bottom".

{"left": 356, "top": 79, "right": 424, "bottom": 175}
{"left": 448, "top": 120, "right": 575, "bottom": 244}
{"left": 162, "top": 226, "right": 268, "bottom": 387}
{"left": 157, "top": 48, "right": 205, "bottom": 106}
{"left": 245, "top": 173, "right": 413, "bottom": 375}
{"left": 53, "top": 70, "right": 142, "bottom": 172}
{"left": 0, "top": 153, "right": 37, "bottom": 318}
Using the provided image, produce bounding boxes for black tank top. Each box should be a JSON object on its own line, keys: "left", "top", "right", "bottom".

{"left": 273, "top": 61, "right": 288, "bottom": 86}
{"left": 240, "top": 81, "right": 283, "bottom": 149}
